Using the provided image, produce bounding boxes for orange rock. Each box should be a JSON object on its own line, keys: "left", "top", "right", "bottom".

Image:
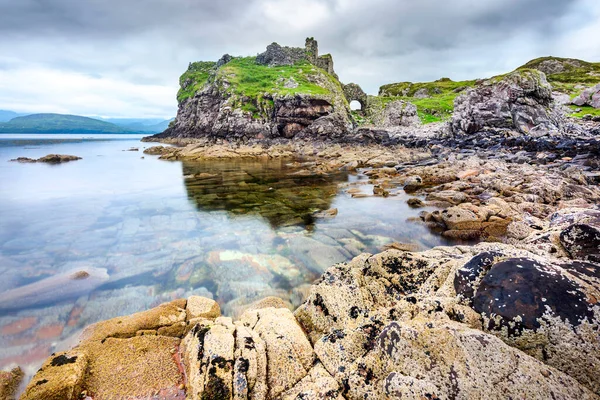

{"left": 456, "top": 169, "right": 480, "bottom": 180}
{"left": 36, "top": 324, "right": 64, "bottom": 339}
{"left": 1, "top": 317, "right": 37, "bottom": 335}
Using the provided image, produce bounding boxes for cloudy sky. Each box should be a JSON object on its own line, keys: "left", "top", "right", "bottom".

{"left": 0, "top": 0, "right": 599, "bottom": 118}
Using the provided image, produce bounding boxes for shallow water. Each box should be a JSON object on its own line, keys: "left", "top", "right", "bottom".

{"left": 0, "top": 133, "right": 449, "bottom": 373}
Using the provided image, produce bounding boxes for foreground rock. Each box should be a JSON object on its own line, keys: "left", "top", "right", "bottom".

{"left": 9, "top": 154, "right": 82, "bottom": 163}
{"left": 20, "top": 240, "right": 600, "bottom": 399}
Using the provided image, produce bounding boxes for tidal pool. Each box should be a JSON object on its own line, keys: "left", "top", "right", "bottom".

{"left": 0, "top": 134, "right": 448, "bottom": 374}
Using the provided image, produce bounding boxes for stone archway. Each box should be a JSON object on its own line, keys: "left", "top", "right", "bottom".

{"left": 343, "top": 83, "right": 368, "bottom": 111}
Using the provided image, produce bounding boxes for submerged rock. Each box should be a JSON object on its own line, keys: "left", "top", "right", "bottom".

{"left": 0, "top": 267, "right": 109, "bottom": 312}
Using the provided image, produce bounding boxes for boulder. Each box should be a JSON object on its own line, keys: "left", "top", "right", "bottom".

{"left": 186, "top": 296, "right": 220, "bottom": 320}
{"left": 441, "top": 206, "right": 481, "bottom": 230}
{"left": 181, "top": 319, "right": 235, "bottom": 400}
{"left": 367, "top": 100, "right": 421, "bottom": 128}
{"left": 403, "top": 175, "right": 423, "bottom": 192}
{"left": 82, "top": 336, "right": 184, "bottom": 399}
{"left": 560, "top": 223, "right": 600, "bottom": 263}
{"left": 573, "top": 83, "right": 600, "bottom": 108}
{"left": 79, "top": 299, "right": 187, "bottom": 342}
{"left": 10, "top": 154, "right": 82, "bottom": 163}
{"left": 452, "top": 69, "right": 557, "bottom": 135}
{"left": 453, "top": 252, "right": 600, "bottom": 393}
{"left": 362, "top": 319, "right": 597, "bottom": 400}
{"left": 240, "top": 307, "right": 315, "bottom": 398}
{"left": 21, "top": 351, "right": 88, "bottom": 400}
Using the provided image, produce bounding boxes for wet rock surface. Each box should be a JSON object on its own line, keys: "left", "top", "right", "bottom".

{"left": 20, "top": 240, "right": 600, "bottom": 399}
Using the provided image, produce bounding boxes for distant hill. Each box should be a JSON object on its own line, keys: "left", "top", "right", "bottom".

{"left": 0, "top": 110, "right": 26, "bottom": 122}
{"left": 516, "top": 56, "right": 600, "bottom": 95}
{"left": 103, "top": 118, "right": 174, "bottom": 133}
{"left": 0, "top": 113, "right": 136, "bottom": 134}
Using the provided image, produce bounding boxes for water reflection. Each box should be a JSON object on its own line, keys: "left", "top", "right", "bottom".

{"left": 182, "top": 159, "right": 347, "bottom": 228}
{"left": 0, "top": 135, "right": 449, "bottom": 377}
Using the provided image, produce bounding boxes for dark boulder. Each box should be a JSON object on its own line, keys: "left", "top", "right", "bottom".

{"left": 472, "top": 257, "right": 596, "bottom": 335}
{"left": 560, "top": 223, "right": 600, "bottom": 263}
{"left": 454, "top": 251, "right": 504, "bottom": 302}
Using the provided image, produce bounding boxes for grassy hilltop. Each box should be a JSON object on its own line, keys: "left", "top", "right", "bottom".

{"left": 378, "top": 56, "right": 600, "bottom": 124}
{"left": 176, "top": 57, "right": 345, "bottom": 120}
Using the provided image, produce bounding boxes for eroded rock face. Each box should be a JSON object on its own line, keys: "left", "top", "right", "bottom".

{"left": 367, "top": 100, "right": 420, "bottom": 128}
{"left": 342, "top": 83, "right": 368, "bottom": 110}
{"left": 155, "top": 38, "right": 352, "bottom": 142}
{"left": 452, "top": 69, "right": 557, "bottom": 135}
{"left": 162, "top": 86, "right": 351, "bottom": 142}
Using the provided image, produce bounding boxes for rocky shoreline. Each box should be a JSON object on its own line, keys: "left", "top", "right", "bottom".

{"left": 6, "top": 127, "right": 598, "bottom": 399}
{"left": 2, "top": 42, "right": 600, "bottom": 399}
{"left": 8, "top": 237, "right": 599, "bottom": 399}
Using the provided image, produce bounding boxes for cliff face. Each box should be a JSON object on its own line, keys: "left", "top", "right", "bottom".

{"left": 156, "top": 39, "right": 352, "bottom": 141}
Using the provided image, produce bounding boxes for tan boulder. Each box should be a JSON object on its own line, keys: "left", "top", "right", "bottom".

{"left": 241, "top": 307, "right": 315, "bottom": 398}
{"left": 79, "top": 299, "right": 187, "bottom": 342}
{"left": 21, "top": 351, "right": 87, "bottom": 400}
{"left": 181, "top": 320, "right": 235, "bottom": 400}
{"left": 441, "top": 206, "right": 482, "bottom": 230}
{"left": 186, "top": 295, "right": 221, "bottom": 320}
{"left": 279, "top": 363, "right": 343, "bottom": 400}
{"left": 83, "top": 336, "right": 183, "bottom": 400}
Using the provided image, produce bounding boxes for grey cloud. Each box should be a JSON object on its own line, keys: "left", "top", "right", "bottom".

{"left": 0, "top": 0, "right": 597, "bottom": 116}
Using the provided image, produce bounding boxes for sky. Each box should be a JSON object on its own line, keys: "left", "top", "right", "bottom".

{"left": 0, "top": 0, "right": 599, "bottom": 119}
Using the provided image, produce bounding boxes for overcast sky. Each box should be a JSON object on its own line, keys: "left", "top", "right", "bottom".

{"left": 0, "top": 0, "right": 599, "bottom": 118}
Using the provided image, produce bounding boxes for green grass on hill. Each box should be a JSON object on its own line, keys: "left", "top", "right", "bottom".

{"left": 377, "top": 78, "right": 476, "bottom": 124}
{"left": 218, "top": 57, "right": 332, "bottom": 98}
{"left": 517, "top": 56, "right": 600, "bottom": 98}
{"left": 177, "top": 61, "right": 216, "bottom": 103}
{"left": 176, "top": 57, "right": 338, "bottom": 119}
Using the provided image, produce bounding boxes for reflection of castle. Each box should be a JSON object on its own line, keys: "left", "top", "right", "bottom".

{"left": 181, "top": 159, "right": 347, "bottom": 228}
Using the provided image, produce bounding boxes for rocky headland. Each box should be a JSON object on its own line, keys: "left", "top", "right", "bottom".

{"left": 3, "top": 40, "right": 600, "bottom": 399}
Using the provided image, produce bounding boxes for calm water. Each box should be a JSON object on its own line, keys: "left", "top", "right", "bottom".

{"left": 0, "top": 134, "right": 447, "bottom": 374}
